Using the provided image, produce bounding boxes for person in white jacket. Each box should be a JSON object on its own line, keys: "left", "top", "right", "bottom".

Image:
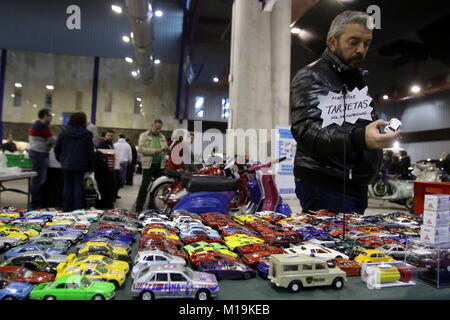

{"left": 114, "top": 134, "right": 132, "bottom": 186}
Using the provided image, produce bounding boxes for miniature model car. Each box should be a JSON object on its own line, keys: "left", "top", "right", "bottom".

{"left": 232, "top": 214, "right": 263, "bottom": 226}
{"left": 138, "top": 238, "right": 189, "bottom": 261}
{"left": 142, "top": 228, "right": 180, "bottom": 241}
{"left": 185, "top": 244, "right": 238, "bottom": 259}
{"left": 4, "top": 242, "right": 66, "bottom": 260}
{"left": 0, "top": 266, "right": 55, "bottom": 284}
{"left": 329, "top": 258, "right": 361, "bottom": 276}
{"left": 254, "top": 211, "right": 287, "bottom": 224}
{"left": 12, "top": 250, "right": 67, "bottom": 267}
{"left": 384, "top": 118, "right": 402, "bottom": 133}
{"left": 0, "top": 233, "right": 23, "bottom": 251}
{"left": 132, "top": 250, "right": 186, "bottom": 279}
{"left": 0, "top": 279, "right": 34, "bottom": 300}
{"left": 37, "top": 230, "right": 82, "bottom": 245}
{"left": 184, "top": 241, "right": 230, "bottom": 255}
{"left": 377, "top": 244, "right": 407, "bottom": 260}
{"left": 242, "top": 250, "right": 284, "bottom": 267}
{"left": 344, "top": 245, "right": 372, "bottom": 260}
{"left": 60, "top": 254, "right": 129, "bottom": 274}
{"left": 76, "top": 237, "right": 132, "bottom": 254}
{"left": 29, "top": 238, "right": 71, "bottom": 252}
{"left": 257, "top": 261, "right": 270, "bottom": 279}
{"left": 268, "top": 254, "right": 347, "bottom": 292}
{"left": 235, "top": 243, "right": 285, "bottom": 255}
{"left": 286, "top": 243, "right": 349, "bottom": 260}
{"left": 1, "top": 257, "right": 57, "bottom": 274}
{"left": 354, "top": 249, "right": 396, "bottom": 264}
{"left": 29, "top": 275, "right": 115, "bottom": 300}
{"left": 131, "top": 264, "right": 219, "bottom": 300}
{"left": 142, "top": 217, "right": 175, "bottom": 228}
{"left": 85, "top": 229, "right": 135, "bottom": 245}
{"left": 76, "top": 242, "right": 130, "bottom": 263}
{"left": 0, "top": 228, "right": 30, "bottom": 243}
{"left": 182, "top": 233, "right": 224, "bottom": 245}
{"left": 189, "top": 251, "right": 241, "bottom": 268}
{"left": 224, "top": 234, "right": 265, "bottom": 251}
{"left": 198, "top": 260, "right": 256, "bottom": 280}
{"left": 258, "top": 230, "right": 302, "bottom": 247}
{"left": 56, "top": 263, "right": 127, "bottom": 288}
{"left": 394, "top": 218, "right": 420, "bottom": 229}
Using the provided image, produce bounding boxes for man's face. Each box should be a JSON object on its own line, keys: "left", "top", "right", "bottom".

{"left": 152, "top": 123, "right": 163, "bottom": 134}
{"left": 329, "top": 23, "right": 373, "bottom": 69}
{"left": 105, "top": 132, "right": 114, "bottom": 142}
{"left": 43, "top": 113, "right": 53, "bottom": 124}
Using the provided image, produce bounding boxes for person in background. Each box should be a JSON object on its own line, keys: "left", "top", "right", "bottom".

{"left": 28, "top": 108, "right": 56, "bottom": 209}
{"left": 399, "top": 150, "right": 411, "bottom": 179}
{"left": 1, "top": 134, "right": 17, "bottom": 153}
{"left": 135, "top": 119, "right": 168, "bottom": 212}
{"left": 97, "top": 132, "right": 106, "bottom": 148}
{"left": 114, "top": 134, "right": 132, "bottom": 188}
{"left": 97, "top": 130, "right": 115, "bottom": 149}
{"left": 54, "top": 112, "right": 95, "bottom": 211}
{"left": 126, "top": 138, "right": 138, "bottom": 185}
{"left": 87, "top": 122, "right": 99, "bottom": 147}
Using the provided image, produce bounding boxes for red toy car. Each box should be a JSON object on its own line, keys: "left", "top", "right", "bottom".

{"left": 182, "top": 234, "right": 225, "bottom": 245}
{"left": 96, "top": 224, "right": 133, "bottom": 234}
{"left": 242, "top": 250, "right": 286, "bottom": 267}
{"left": 258, "top": 230, "right": 302, "bottom": 247}
{"left": 235, "top": 243, "right": 285, "bottom": 255}
{"left": 0, "top": 266, "right": 55, "bottom": 284}
{"left": 189, "top": 251, "right": 241, "bottom": 268}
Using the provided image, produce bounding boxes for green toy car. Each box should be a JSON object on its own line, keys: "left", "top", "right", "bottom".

{"left": 29, "top": 275, "right": 115, "bottom": 300}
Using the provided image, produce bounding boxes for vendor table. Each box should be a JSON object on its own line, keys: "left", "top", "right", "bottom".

{"left": 414, "top": 181, "right": 450, "bottom": 216}
{"left": 0, "top": 171, "right": 37, "bottom": 210}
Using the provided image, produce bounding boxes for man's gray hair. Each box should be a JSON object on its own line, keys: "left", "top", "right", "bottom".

{"left": 327, "top": 10, "right": 372, "bottom": 41}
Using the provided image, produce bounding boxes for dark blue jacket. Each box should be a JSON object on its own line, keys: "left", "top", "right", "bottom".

{"left": 54, "top": 125, "right": 95, "bottom": 172}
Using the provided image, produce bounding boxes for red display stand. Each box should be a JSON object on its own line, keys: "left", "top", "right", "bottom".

{"left": 413, "top": 181, "right": 450, "bottom": 216}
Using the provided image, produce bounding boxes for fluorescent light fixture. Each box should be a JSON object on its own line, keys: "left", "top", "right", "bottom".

{"left": 111, "top": 4, "right": 122, "bottom": 14}
{"left": 291, "top": 27, "right": 301, "bottom": 34}
{"left": 155, "top": 10, "right": 163, "bottom": 17}
{"left": 125, "top": 57, "right": 133, "bottom": 63}
{"left": 130, "top": 32, "right": 134, "bottom": 39}
{"left": 148, "top": 3, "right": 153, "bottom": 12}
{"left": 411, "top": 85, "right": 421, "bottom": 93}
{"left": 154, "top": 59, "right": 161, "bottom": 65}
{"left": 213, "top": 77, "right": 219, "bottom": 83}
{"left": 122, "top": 35, "right": 130, "bottom": 43}
{"left": 131, "top": 71, "right": 138, "bottom": 77}
{"left": 14, "top": 83, "right": 22, "bottom": 88}
{"left": 46, "top": 85, "right": 54, "bottom": 90}
{"left": 136, "top": 97, "right": 142, "bottom": 102}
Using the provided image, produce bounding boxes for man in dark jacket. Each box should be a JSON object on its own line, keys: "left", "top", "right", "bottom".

{"left": 54, "top": 112, "right": 95, "bottom": 211}
{"left": 290, "top": 11, "right": 401, "bottom": 214}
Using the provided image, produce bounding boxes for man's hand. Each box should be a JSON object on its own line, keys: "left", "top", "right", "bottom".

{"left": 365, "top": 120, "right": 402, "bottom": 150}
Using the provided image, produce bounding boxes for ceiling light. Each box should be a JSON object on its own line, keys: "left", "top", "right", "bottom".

{"left": 154, "top": 59, "right": 161, "bottom": 65}
{"left": 111, "top": 4, "right": 122, "bottom": 14}
{"left": 46, "top": 85, "right": 54, "bottom": 90}
{"left": 130, "top": 32, "right": 134, "bottom": 39}
{"left": 14, "top": 83, "right": 22, "bottom": 88}
{"left": 11, "top": 94, "right": 15, "bottom": 98}
{"left": 131, "top": 71, "right": 138, "bottom": 77}
{"left": 411, "top": 85, "right": 421, "bottom": 94}
{"left": 148, "top": 3, "right": 153, "bottom": 12}
{"left": 291, "top": 27, "right": 301, "bottom": 34}
{"left": 122, "top": 35, "right": 130, "bottom": 43}
{"left": 136, "top": 97, "right": 142, "bottom": 102}
{"left": 155, "top": 10, "right": 163, "bottom": 17}
{"left": 33, "top": 104, "right": 37, "bottom": 108}
{"left": 382, "top": 95, "right": 389, "bottom": 100}
{"left": 125, "top": 57, "right": 133, "bottom": 63}
{"left": 213, "top": 77, "right": 219, "bottom": 83}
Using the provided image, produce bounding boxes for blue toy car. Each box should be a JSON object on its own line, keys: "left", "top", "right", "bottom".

{"left": 4, "top": 243, "right": 66, "bottom": 260}
{"left": 0, "top": 279, "right": 34, "bottom": 300}
{"left": 257, "top": 261, "right": 269, "bottom": 279}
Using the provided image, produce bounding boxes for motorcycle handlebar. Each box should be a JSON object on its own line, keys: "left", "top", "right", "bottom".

{"left": 246, "top": 157, "right": 288, "bottom": 172}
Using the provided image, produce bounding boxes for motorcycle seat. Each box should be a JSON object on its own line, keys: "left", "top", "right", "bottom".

{"left": 163, "top": 169, "right": 184, "bottom": 179}
{"left": 185, "top": 176, "right": 239, "bottom": 193}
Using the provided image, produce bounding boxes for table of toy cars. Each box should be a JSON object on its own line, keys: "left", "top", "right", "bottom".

{"left": 413, "top": 181, "right": 450, "bottom": 216}
{"left": 0, "top": 171, "right": 37, "bottom": 210}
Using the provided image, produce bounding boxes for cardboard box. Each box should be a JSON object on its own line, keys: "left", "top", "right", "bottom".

{"left": 420, "top": 225, "right": 450, "bottom": 244}
{"left": 424, "top": 194, "right": 450, "bottom": 212}
{"left": 423, "top": 210, "right": 450, "bottom": 227}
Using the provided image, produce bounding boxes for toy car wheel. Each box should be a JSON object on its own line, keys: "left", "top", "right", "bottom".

{"left": 243, "top": 272, "right": 252, "bottom": 280}
{"left": 3, "top": 243, "right": 11, "bottom": 251}
{"left": 332, "top": 278, "right": 344, "bottom": 290}
{"left": 288, "top": 281, "right": 302, "bottom": 293}
{"left": 140, "top": 291, "right": 154, "bottom": 300}
{"left": 92, "top": 294, "right": 105, "bottom": 300}
{"left": 336, "top": 255, "right": 342, "bottom": 259}
{"left": 196, "top": 289, "right": 211, "bottom": 301}
{"left": 44, "top": 295, "right": 56, "bottom": 300}
{"left": 109, "top": 280, "right": 119, "bottom": 289}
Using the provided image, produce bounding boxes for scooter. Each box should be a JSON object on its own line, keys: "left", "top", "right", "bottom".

{"left": 368, "top": 172, "right": 414, "bottom": 212}
{"left": 170, "top": 158, "right": 291, "bottom": 216}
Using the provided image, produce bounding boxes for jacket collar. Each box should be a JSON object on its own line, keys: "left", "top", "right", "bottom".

{"left": 321, "top": 47, "right": 368, "bottom": 76}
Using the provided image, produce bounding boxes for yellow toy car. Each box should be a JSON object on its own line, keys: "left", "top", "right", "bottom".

{"left": 184, "top": 242, "right": 238, "bottom": 258}
{"left": 224, "top": 234, "right": 265, "bottom": 251}
{"left": 45, "top": 219, "right": 75, "bottom": 227}
{"left": 0, "top": 212, "right": 21, "bottom": 219}
{"left": 232, "top": 215, "right": 262, "bottom": 225}
{"left": 58, "top": 254, "right": 129, "bottom": 274}
{"left": 56, "top": 263, "right": 127, "bottom": 288}
{"left": 354, "top": 249, "right": 396, "bottom": 264}
{"left": 0, "top": 227, "right": 34, "bottom": 242}
{"left": 0, "top": 226, "right": 39, "bottom": 238}
{"left": 77, "top": 241, "right": 129, "bottom": 258}
{"left": 144, "top": 228, "right": 180, "bottom": 241}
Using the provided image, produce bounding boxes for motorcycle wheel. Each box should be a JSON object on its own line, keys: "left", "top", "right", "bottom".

{"left": 149, "top": 182, "right": 173, "bottom": 212}
{"left": 373, "top": 180, "right": 387, "bottom": 197}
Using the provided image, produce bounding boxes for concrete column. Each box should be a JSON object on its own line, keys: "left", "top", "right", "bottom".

{"left": 228, "top": 0, "right": 291, "bottom": 158}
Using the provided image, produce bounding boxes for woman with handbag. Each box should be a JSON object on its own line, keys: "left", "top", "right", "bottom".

{"left": 54, "top": 112, "right": 95, "bottom": 211}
